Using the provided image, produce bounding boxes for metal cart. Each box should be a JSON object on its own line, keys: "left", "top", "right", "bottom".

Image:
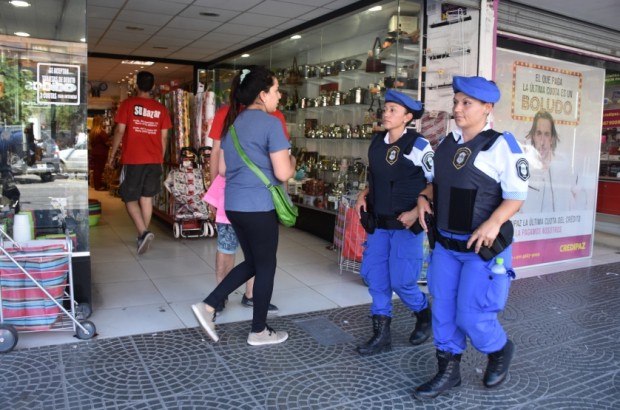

{"left": 0, "top": 229, "right": 96, "bottom": 353}
{"left": 164, "top": 147, "right": 216, "bottom": 239}
{"left": 334, "top": 197, "right": 367, "bottom": 274}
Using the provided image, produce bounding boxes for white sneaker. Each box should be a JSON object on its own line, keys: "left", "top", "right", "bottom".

{"left": 191, "top": 302, "right": 219, "bottom": 342}
{"left": 247, "top": 326, "right": 288, "bottom": 346}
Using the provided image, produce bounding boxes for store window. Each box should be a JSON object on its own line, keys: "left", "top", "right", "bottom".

{"left": 210, "top": 0, "right": 423, "bottom": 223}
{"left": 0, "top": 0, "right": 88, "bottom": 251}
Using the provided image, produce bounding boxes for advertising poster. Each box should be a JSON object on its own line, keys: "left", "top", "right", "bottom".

{"left": 494, "top": 48, "right": 605, "bottom": 267}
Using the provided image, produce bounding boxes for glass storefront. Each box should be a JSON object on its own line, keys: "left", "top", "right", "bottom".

{"left": 0, "top": 0, "right": 89, "bottom": 252}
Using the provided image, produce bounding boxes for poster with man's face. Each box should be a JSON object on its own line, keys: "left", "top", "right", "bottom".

{"left": 494, "top": 48, "right": 605, "bottom": 267}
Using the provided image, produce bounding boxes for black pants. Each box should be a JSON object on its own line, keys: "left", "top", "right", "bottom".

{"left": 204, "top": 210, "right": 279, "bottom": 333}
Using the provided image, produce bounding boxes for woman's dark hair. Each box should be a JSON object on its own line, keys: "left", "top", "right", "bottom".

{"left": 221, "top": 66, "right": 275, "bottom": 138}
{"left": 526, "top": 110, "right": 560, "bottom": 151}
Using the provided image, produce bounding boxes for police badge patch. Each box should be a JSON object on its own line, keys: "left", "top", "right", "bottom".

{"left": 386, "top": 146, "right": 400, "bottom": 165}
{"left": 453, "top": 147, "right": 471, "bottom": 170}
{"left": 516, "top": 158, "right": 530, "bottom": 181}
{"left": 422, "top": 151, "right": 434, "bottom": 173}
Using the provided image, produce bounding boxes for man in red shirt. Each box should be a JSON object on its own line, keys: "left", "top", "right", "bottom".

{"left": 108, "top": 71, "right": 172, "bottom": 255}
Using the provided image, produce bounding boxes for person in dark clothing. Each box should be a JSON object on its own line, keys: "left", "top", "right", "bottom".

{"left": 354, "top": 89, "right": 434, "bottom": 356}
{"left": 89, "top": 116, "right": 111, "bottom": 190}
{"left": 413, "top": 76, "right": 529, "bottom": 400}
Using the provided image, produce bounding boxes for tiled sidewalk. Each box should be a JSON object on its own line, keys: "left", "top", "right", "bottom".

{"left": 1, "top": 262, "right": 619, "bottom": 409}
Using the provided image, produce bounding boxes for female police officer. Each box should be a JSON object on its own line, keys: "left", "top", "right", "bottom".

{"left": 354, "top": 89, "right": 434, "bottom": 356}
{"left": 413, "top": 76, "right": 529, "bottom": 399}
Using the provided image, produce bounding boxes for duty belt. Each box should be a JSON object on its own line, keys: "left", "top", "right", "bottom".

{"left": 376, "top": 216, "right": 405, "bottom": 230}
{"left": 435, "top": 231, "right": 474, "bottom": 253}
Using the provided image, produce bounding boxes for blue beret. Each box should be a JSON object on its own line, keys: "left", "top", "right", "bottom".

{"left": 384, "top": 89, "right": 423, "bottom": 112}
{"left": 452, "top": 76, "right": 500, "bottom": 103}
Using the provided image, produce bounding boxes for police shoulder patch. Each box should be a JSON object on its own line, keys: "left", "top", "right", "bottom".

{"left": 516, "top": 158, "right": 530, "bottom": 181}
{"left": 422, "top": 151, "right": 434, "bottom": 173}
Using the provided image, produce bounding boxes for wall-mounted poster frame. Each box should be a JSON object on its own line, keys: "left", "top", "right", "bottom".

{"left": 494, "top": 48, "right": 605, "bottom": 268}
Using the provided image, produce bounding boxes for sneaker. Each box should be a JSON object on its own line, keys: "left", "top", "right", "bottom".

{"left": 137, "top": 231, "right": 154, "bottom": 255}
{"left": 247, "top": 325, "right": 288, "bottom": 346}
{"left": 241, "top": 294, "right": 279, "bottom": 312}
{"left": 191, "top": 302, "right": 219, "bottom": 342}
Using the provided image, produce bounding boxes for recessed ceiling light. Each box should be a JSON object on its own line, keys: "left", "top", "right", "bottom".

{"left": 9, "top": 1, "right": 31, "bottom": 7}
{"left": 241, "top": 54, "right": 250, "bottom": 58}
{"left": 14, "top": 32, "right": 30, "bottom": 37}
{"left": 164, "top": 66, "right": 169, "bottom": 69}
{"left": 80, "top": 38, "right": 86, "bottom": 42}
{"left": 291, "top": 35, "right": 301, "bottom": 40}
{"left": 368, "top": 6, "right": 382, "bottom": 12}
{"left": 199, "top": 12, "right": 220, "bottom": 17}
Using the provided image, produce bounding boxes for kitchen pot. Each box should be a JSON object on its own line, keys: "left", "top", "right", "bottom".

{"left": 301, "top": 64, "right": 317, "bottom": 79}
{"left": 330, "top": 91, "right": 345, "bottom": 106}
{"left": 321, "top": 63, "right": 335, "bottom": 76}
{"left": 349, "top": 86, "right": 370, "bottom": 104}
{"left": 345, "top": 59, "right": 362, "bottom": 70}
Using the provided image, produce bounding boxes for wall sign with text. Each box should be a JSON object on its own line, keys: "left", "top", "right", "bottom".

{"left": 36, "top": 63, "right": 80, "bottom": 105}
{"left": 511, "top": 61, "right": 582, "bottom": 126}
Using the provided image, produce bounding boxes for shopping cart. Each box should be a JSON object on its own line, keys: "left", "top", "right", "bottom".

{"left": 334, "top": 197, "right": 367, "bottom": 274}
{"left": 164, "top": 147, "right": 215, "bottom": 239}
{"left": 0, "top": 229, "right": 96, "bottom": 353}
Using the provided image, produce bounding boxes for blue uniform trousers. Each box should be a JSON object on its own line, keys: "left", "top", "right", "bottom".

{"left": 427, "top": 233, "right": 513, "bottom": 355}
{"left": 360, "top": 228, "right": 428, "bottom": 316}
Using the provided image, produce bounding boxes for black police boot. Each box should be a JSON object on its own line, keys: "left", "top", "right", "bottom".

{"left": 483, "top": 339, "right": 515, "bottom": 388}
{"left": 355, "top": 315, "right": 392, "bottom": 356}
{"left": 409, "top": 306, "right": 432, "bottom": 345}
{"left": 413, "top": 350, "right": 462, "bottom": 400}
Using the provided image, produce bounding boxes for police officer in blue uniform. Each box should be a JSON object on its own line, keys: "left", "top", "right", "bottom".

{"left": 355, "top": 89, "right": 434, "bottom": 356}
{"left": 413, "top": 76, "right": 529, "bottom": 399}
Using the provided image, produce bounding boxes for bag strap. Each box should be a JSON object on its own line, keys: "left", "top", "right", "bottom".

{"left": 229, "top": 125, "right": 272, "bottom": 188}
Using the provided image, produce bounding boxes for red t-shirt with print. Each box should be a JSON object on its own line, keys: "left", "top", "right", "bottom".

{"left": 115, "top": 96, "right": 172, "bottom": 164}
{"left": 208, "top": 105, "right": 290, "bottom": 141}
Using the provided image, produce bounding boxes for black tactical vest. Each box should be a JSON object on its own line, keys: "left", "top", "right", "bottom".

{"left": 367, "top": 130, "right": 426, "bottom": 217}
{"left": 433, "top": 130, "right": 503, "bottom": 234}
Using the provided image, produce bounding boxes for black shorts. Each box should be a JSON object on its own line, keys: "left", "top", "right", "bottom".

{"left": 119, "top": 164, "right": 163, "bottom": 203}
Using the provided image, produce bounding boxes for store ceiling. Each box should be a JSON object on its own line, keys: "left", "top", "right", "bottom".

{"left": 1, "top": 0, "right": 618, "bottom": 87}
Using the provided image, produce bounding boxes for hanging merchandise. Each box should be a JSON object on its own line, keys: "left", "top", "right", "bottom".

{"left": 203, "top": 91, "right": 215, "bottom": 147}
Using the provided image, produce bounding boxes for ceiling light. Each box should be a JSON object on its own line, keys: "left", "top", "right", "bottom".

{"left": 241, "top": 54, "right": 250, "bottom": 58}
{"left": 14, "top": 32, "right": 30, "bottom": 37}
{"left": 368, "top": 6, "right": 382, "bottom": 12}
{"left": 164, "top": 66, "right": 169, "bottom": 69}
{"left": 125, "top": 26, "right": 144, "bottom": 31}
{"left": 291, "top": 35, "right": 301, "bottom": 40}
{"left": 121, "top": 60, "right": 154, "bottom": 65}
{"left": 9, "top": 1, "right": 31, "bottom": 7}
{"left": 80, "top": 38, "right": 86, "bottom": 42}
{"left": 199, "top": 12, "right": 220, "bottom": 17}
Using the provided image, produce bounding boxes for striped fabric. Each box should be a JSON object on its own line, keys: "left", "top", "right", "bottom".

{"left": 1, "top": 240, "right": 69, "bottom": 331}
